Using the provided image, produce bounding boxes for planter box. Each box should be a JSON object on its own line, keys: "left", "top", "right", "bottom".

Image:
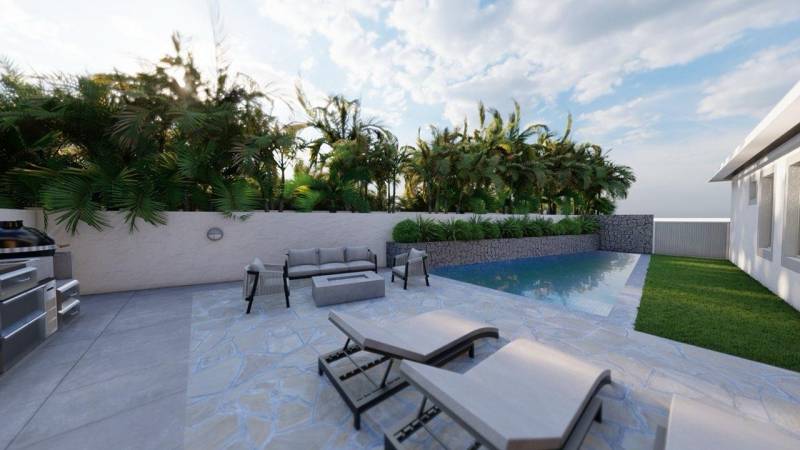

{"left": 386, "top": 234, "right": 600, "bottom": 269}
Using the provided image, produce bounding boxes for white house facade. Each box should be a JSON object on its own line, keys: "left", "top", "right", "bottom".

{"left": 712, "top": 81, "right": 800, "bottom": 311}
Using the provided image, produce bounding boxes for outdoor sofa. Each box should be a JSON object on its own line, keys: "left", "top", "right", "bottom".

{"left": 384, "top": 338, "right": 612, "bottom": 450}
{"left": 243, "top": 246, "right": 377, "bottom": 314}
{"left": 285, "top": 246, "right": 378, "bottom": 280}
{"left": 319, "top": 309, "right": 499, "bottom": 430}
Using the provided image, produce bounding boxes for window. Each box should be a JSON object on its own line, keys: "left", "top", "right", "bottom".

{"left": 757, "top": 174, "right": 774, "bottom": 259}
{"left": 783, "top": 162, "right": 800, "bottom": 272}
{"left": 748, "top": 180, "right": 758, "bottom": 205}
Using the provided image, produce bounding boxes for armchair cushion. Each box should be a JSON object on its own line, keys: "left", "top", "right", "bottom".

{"left": 409, "top": 248, "right": 426, "bottom": 262}
{"left": 319, "top": 247, "right": 346, "bottom": 264}
{"left": 288, "top": 248, "right": 318, "bottom": 267}
{"left": 246, "top": 257, "right": 266, "bottom": 273}
{"left": 345, "top": 246, "right": 370, "bottom": 262}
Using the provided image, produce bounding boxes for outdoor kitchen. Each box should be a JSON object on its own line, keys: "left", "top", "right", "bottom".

{"left": 0, "top": 220, "right": 81, "bottom": 374}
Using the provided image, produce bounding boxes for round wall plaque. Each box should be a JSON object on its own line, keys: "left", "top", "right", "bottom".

{"left": 206, "top": 227, "right": 224, "bottom": 241}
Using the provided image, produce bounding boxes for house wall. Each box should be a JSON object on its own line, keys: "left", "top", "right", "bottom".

{"left": 0, "top": 208, "right": 39, "bottom": 226}
{"left": 729, "top": 132, "right": 800, "bottom": 311}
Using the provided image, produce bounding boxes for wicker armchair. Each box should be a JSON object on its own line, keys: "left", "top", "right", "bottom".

{"left": 244, "top": 258, "right": 290, "bottom": 314}
{"left": 391, "top": 248, "right": 430, "bottom": 290}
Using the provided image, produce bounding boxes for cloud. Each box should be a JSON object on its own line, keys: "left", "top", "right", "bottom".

{"left": 697, "top": 39, "right": 800, "bottom": 119}
{"left": 578, "top": 96, "right": 663, "bottom": 144}
{"left": 258, "top": 0, "right": 800, "bottom": 129}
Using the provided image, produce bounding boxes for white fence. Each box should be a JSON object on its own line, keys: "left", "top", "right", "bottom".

{"left": 653, "top": 218, "right": 730, "bottom": 259}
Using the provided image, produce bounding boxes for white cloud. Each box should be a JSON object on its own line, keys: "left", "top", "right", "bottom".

{"left": 697, "top": 39, "right": 800, "bottom": 119}
{"left": 578, "top": 94, "right": 667, "bottom": 145}
{"left": 258, "top": 0, "right": 800, "bottom": 128}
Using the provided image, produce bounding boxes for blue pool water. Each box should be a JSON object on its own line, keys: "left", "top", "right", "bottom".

{"left": 433, "top": 251, "right": 639, "bottom": 316}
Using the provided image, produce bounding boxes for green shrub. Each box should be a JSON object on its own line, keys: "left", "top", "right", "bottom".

{"left": 392, "top": 219, "right": 420, "bottom": 243}
{"left": 467, "top": 216, "right": 488, "bottom": 240}
{"left": 452, "top": 219, "right": 474, "bottom": 240}
{"left": 479, "top": 218, "right": 501, "bottom": 239}
{"left": 532, "top": 218, "right": 553, "bottom": 236}
{"left": 557, "top": 217, "right": 583, "bottom": 235}
{"left": 578, "top": 216, "right": 600, "bottom": 234}
{"left": 521, "top": 216, "right": 544, "bottom": 237}
{"left": 499, "top": 217, "right": 524, "bottom": 238}
{"left": 438, "top": 219, "right": 457, "bottom": 241}
{"left": 416, "top": 216, "right": 443, "bottom": 241}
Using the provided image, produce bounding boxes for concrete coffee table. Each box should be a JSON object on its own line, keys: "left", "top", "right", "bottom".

{"left": 311, "top": 271, "right": 385, "bottom": 306}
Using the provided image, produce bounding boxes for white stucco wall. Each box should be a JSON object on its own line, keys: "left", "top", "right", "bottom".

{"left": 11, "top": 210, "right": 562, "bottom": 294}
{"left": 0, "top": 208, "right": 39, "bottom": 226}
{"left": 729, "top": 132, "right": 800, "bottom": 311}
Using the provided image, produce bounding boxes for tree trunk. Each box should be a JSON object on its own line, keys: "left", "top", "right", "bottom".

{"left": 278, "top": 169, "right": 286, "bottom": 212}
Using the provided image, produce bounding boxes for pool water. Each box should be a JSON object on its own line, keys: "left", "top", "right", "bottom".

{"left": 433, "top": 251, "right": 640, "bottom": 316}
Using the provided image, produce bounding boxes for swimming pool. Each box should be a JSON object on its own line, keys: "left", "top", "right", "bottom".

{"left": 433, "top": 251, "right": 640, "bottom": 316}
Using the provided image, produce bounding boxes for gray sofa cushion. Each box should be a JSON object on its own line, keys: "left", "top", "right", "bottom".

{"left": 288, "top": 264, "right": 320, "bottom": 278}
{"left": 288, "top": 248, "right": 318, "bottom": 267}
{"left": 346, "top": 246, "right": 370, "bottom": 262}
{"left": 347, "top": 260, "right": 374, "bottom": 272}
{"left": 319, "top": 247, "right": 345, "bottom": 264}
{"left": 318, "top": 262, "right": 349, "bottom": 274}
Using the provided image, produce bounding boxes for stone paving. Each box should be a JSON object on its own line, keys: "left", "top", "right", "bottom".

{"left": 185, "top": 259, "right": 800, "bottom": 450}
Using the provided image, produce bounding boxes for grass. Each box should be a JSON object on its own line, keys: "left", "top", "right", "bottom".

{"left": 635, "top": 255, "right": 800, "bottom": 372}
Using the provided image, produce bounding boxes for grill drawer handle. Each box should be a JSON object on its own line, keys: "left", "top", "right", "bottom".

{"left": 2, "top": 285, "right": 44, "bottom": 304}
{"left": 3, "top": 312, "right": 46, "bottom": 339}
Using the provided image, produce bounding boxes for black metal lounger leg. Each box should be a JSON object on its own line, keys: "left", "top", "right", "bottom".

{"left": 283, "top": 268, "right": 291, "bottom": 308}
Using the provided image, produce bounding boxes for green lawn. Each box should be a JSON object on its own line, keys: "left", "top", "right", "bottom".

{"left": 635, "top": 255, "right": 800, "bottom": 372}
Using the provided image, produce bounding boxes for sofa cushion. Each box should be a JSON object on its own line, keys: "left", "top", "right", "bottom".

{"left": 318, "top": 262, "right": 349, "bottom": 274}
{"left": 246, "top": 257, "right": 266, "bottom": 272}
{"left": 288, "top": 248, "right": 318, "bottom": 267}
{"left": 319, "top": 247, "right": 345, "bottom": 264}
{"left": 347, "top": 260, "right": 374, "bottom": 272}
{"left": 346, "top": 246, "right": 370, "bottom": 262}
{"left": 288, "top": 264, "right": 320, "bottom": 278}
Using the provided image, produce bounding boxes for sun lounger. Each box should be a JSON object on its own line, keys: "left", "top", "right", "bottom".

{"left": 655, "top": 396, "right": 800, "bottom": 450}
{"left": 318, "top": 309, "right": 499, "bottom": 430}
{"left": 385, "top": 338, "right": 612, "bottom": 450}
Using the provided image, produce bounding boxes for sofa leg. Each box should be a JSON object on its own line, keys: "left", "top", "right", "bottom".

{"left": 391, "top": 273, "right": 394, "bottom": 282}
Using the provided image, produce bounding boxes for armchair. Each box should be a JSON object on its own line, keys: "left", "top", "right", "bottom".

{"left": 391, "top": 248, "right": 430, "bottom": 290}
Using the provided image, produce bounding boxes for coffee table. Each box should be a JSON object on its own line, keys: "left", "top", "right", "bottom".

{"left": 311, "top": 271, "right": 385, "bottom": 306}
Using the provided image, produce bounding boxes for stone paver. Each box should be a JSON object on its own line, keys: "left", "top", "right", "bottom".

{"left": 185, "top": 265, "right": 800, "bottom": 449}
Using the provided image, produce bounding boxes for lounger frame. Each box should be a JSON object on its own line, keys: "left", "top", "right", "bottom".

{"left": 318, "top": 330, "right": 499, "bottom": 430}
{"left": 384, "top": 373, "right": 612, "bottom": 450}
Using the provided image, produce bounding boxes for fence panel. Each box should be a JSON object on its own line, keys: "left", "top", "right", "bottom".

{"left": 653, "top": 219, "right": 730, "bottom": 259}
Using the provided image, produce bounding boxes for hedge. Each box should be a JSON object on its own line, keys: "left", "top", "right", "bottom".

{"left": 391, "top": 215, "right": 599, "bottom": 243}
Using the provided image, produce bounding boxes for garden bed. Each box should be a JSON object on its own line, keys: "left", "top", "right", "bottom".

{"left": 386, "top": 234, "right": 599, "bottom": 269}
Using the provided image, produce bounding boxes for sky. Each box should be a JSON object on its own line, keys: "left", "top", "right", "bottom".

{"left": 2, "top": 0, "right": 800, "bottom": 217}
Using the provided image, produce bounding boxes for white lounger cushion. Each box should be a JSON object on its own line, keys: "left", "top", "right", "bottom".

{"left": 400, "top": 339, "right": 610, "bottom": 450}
{"left": 663, "top": 396, "right": 800, "bottom": 450}
{"left": 329, "top": 310, "right": 497, "bottom": 361}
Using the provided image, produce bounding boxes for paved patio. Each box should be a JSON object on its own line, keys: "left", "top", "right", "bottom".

{"left": 1, "top": 256, "right": 799, "bottom": 450}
